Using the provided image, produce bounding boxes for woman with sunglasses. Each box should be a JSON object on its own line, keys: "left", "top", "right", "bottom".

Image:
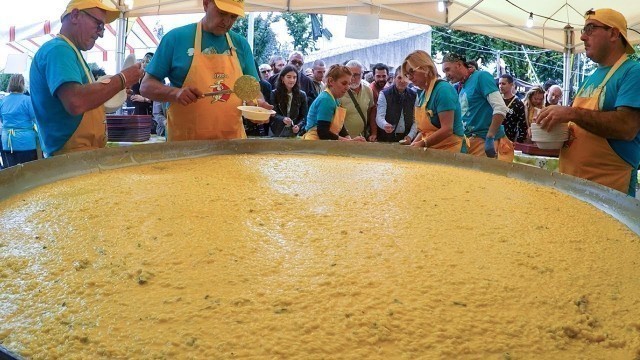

{"left": 402, "top": 50, "right": 465, "bottom": 153}
{"left": 269, "top": 65, "right": 308, "bottom": 137}
{"left": 302, "top": 65, "right": 366, "bottom": 141}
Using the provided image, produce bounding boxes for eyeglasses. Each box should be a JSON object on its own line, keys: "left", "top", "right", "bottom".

{"left": 81, "top": 10, "right": 105, "bottom": 32}
{"left": 352, "top": 72, "right": 362, "bottom": 78}
{"left": 290, "top": 60, "right": 303, "bottom": 66}
{"left": 260, "top": 70, "right": 270, "bottom": 74}
{"left": 580, "top": 23, "right": 611, "bottom": 36}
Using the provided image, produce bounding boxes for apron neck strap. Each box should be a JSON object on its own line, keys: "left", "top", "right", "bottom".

{"left": 195, "top": 21, "right": 234, "bottom": 56}
{"left": 57, "top": 34, "right": 93, "bottom": 84}
{"left": 576, "top": 54, "right": 628, "bottom": 97}
{"left": 420, "top": 77, "right": 438, "bottom": 110}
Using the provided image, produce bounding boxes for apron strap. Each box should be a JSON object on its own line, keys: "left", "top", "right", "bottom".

{"left": 575, "top": 54, "right": 628, "bottom": 99}
{"left": 57, "top": 34, "right": 94, "bottom": 84}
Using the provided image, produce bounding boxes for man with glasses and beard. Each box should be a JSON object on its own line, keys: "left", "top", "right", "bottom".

{"left": 29, "top": 0, "right": 143, "bottom": 157}
{"left": 340, "top": 60, "right": 375, "bottom": 139}
{"left": 536, "top": 8, "right": 640, "bottom": 196}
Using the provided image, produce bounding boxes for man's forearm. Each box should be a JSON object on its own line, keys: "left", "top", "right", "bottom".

{"left": 140, "top": 74, "right": 179, "bottom": 103}
{"left": 572, "top": 107, "right": 640, "bottom": 141}
{"left": 487, "top": 114, "right": 504, "bottom": 138}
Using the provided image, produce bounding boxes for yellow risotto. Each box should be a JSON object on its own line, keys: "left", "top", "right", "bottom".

{"left": 1, "top": 154, "right": 639, "bottom": 359}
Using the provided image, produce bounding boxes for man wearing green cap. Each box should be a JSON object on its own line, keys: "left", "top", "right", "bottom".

{"left": 140, "top": 0, "right": 271, "bottom": 141}
{"left": 29, "top": 0, "right": 144, "bottom": 157}
{"left": 536, "top": 8, "right": 640, "bottom": 196}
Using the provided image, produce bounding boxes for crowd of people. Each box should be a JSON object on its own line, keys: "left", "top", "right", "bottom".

{"left": 1, "top": 0, "right": 639, "bottom": 197}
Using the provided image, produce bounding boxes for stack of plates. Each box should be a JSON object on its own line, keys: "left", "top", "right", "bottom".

{"left": 530, "top": 123, "right": 569, "bottom": 149}
{"left": 106, "top": 115, "right": 153, "bottom": 142}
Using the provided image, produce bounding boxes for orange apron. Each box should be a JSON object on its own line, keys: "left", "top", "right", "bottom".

{"left": 53, "top": 35, "right": 106, "bottom": 156}
{"left": 166, "top": 22, "right": 246, "bottom": 141}
{"left": 559, "top": 55, "right": 633, "bottom": 194}
{"left": 466, "top": 136, "right": 514, "bottom": 162}
{"left": 415, "top": 80, "right": 463, "bottom": 153}
{"left": 303, "top": 90, "right": 347, "bottom": 140}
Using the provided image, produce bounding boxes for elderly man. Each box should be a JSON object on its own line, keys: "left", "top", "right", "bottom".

{"left": 29, "top": 0, "right": 143, "bottom": 157}
{"left": 340, "top": 60, "right": 375, "bottom": 139}
{"left": 442, "top": 53, "right": 513, "bottom": 161}
{"left": 537, "top": 8, "right": 640, "bottom": 196}
{"left": 258, "top": 63, "right": 272, "bottom": 81}
{"left": 140, "top": 0, "right": 271, "bottom": 141}
{"left": 544, "top": 85, "right": 563, "bottom": 107}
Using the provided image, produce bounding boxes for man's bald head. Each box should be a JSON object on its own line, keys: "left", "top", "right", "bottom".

{"left": 546, "top": 85, "right": 563, "bottom": 105}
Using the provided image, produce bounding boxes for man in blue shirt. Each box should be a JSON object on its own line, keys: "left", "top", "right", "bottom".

{"left": 537, "top": 8, "right": 640, "bottom": 196}
{"left": 140, "top": 0, "right": 271, "bottom": 141}
{"left": 29, "top": 0, "right": 143, "bottom": 157}
{"left": 442, "top": 53, "right": 513, "bottom": 161}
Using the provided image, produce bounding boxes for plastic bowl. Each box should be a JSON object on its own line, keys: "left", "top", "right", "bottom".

{"left": 535, "top": 141, "right": 565, "bottom": 149}
{"left": 238, "top": 106, "right": 276, "bottom": 123}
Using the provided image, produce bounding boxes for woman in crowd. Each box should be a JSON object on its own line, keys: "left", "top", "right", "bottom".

{"left": 402, "top": 50, "right": 465, "bottom": 152}
{"left": 0, "top": 74, "right": 38, "bottom": 167}
{"left": 269, "top": 65, "right": 308, "bottom": 137}
{"left": 524, "top": 86, "right": 545, "bottom": 126}
{"left": 303, "top": 64, "right": 366, "bottom": 141}
{"left": 129, "top": 52, "right": 154, "bottom": 116}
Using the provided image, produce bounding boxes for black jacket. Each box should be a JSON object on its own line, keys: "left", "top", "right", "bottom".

{"left": 269, "top": 89, "right": 308, "bottom": 137}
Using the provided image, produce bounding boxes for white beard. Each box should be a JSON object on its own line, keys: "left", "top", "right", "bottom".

{"left": 349, "top": 83, "right": 360, "bottom": 90}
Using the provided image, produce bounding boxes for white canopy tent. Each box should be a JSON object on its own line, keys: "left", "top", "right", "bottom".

{"left": 10, "top": 1, "right": 638, "bottom": 100}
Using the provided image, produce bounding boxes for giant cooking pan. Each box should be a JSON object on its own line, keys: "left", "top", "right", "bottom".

{"left": 0, "top": 139, "right": 639, "bottom": 359}
{"left": 0, "top": 139, "right": 638, "bottom": 235}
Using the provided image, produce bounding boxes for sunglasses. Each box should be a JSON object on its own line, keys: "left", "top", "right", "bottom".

{"left": 260, "top": 70, "right": 270, "bottom": 73}
{"left": 290, "top": 60, "right": 303, "bottom": 66}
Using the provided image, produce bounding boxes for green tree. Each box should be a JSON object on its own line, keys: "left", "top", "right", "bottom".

{"left": 281, "top": 13, "right": 317, "bottom": 55}
{"left": 431, "top": 27, "right": 564, "bottom": 86}
{"left": 232, "top": 13, "right": 281, "bottom": 65}
{"left": 0, "top": 73, "right": 13, "bottom": 92}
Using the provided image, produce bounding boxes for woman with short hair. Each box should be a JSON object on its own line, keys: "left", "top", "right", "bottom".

{"left": 0, "top": 74, "right": 38, "bottom": 167}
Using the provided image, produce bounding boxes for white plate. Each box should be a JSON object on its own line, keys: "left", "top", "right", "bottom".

{"left": 237, "top": 106, "right": 275, "bottom": 123}
{"left": 123, "top": 54, "right": 137, "bottom": 69}
{"left": 99, "top": 75, "right": 127, "bottom": 113}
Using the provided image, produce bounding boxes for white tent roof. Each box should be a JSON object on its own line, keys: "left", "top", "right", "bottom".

{"left": 119, "top": 0, "right": 639, "bottom": 53}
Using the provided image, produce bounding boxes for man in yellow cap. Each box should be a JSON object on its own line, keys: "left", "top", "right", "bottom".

{"left": 536, "top": 8, "right": 640, "bottom": 196}
{"left": 29, "top": 0, "right": 144, "bottom": 157}
{"left": 140, "top": 0, "right": 272, "bottom": 141}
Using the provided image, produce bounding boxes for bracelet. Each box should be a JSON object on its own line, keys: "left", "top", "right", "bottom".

{"left": 116, "top": 73, "right": 126, "bottom": 90}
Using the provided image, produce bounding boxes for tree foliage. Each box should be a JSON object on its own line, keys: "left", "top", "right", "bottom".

{"left": 232, "top": 13, "right": 281, "bottom": 65}
{"left": 0, "top": 73, "right": 12, "bottom": 93}
{"left": 281, "top": 13, "right": 317, "bottom": 55}
{"left": 431, "top": 27, "right": 564, "bottom": 86}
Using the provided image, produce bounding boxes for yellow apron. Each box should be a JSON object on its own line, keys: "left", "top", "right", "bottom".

{"left": 415, "top": 80, "right": 463, "bottom": 153}
{"left": 166, "top": 22, "right": 246, "bottom": 141}
{"left": 559, "top": 55, "right": 633, "bottom": 194}
{"left": 466, "top": 136, "right": 514, "bottom": 162}
{"left": 303, "top": 90, "right": 347, "bottom": 140}
{"left": 53, "top": 35, "right": 106, "bottom": 156}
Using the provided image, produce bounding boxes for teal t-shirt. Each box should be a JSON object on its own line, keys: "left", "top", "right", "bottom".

{"left": 459, "top": 70, "right": 505, "bottom": 139}
{"left": 146, "top": 24, "right": 258, "bottom": 88}
{"left": 0, "top": 93, "right": 37, "bottom": 151}
{"left": 29, "top": 37, "right": 89, "bottom": 156}
{"left": 416, "top": 80, "right": 464, "bottom": 137}
{"left": 305, "top": 91, "right": 338, "bottom": 131}
{"left": 576, "top": 58, "right": 640, "bottom": 195}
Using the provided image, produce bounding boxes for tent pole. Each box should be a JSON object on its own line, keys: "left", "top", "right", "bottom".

{"left": 562, "top": 25, "right": 574, "bottom": 106}
{"left": 247, "top": 13, "right": 255, "bottom": 53}
{"left": 116, "top": 12, "right": 126, "bottom": 73}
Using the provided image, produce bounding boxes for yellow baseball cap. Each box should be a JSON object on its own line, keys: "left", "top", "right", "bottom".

{"left": 61, "top": 0, "right": 120, "bottom": 23}
{"left": 214, "top": 0, "right": 245, "bottom": 17}
{"left": 585, "top": 8, "right": 635, "bottom": 54}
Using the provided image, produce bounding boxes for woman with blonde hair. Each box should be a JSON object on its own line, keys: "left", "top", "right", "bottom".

{"left": 523, "top": 86, "right": 545, "bottom": 126}
{"left": 402, "top": 50, "right": 465, "bottom": 152}
{"left": 303, "top": 64, "right": 366, "bottom": 141}
{"left": 0, "top": 74, "right": 38, "bottom": 167}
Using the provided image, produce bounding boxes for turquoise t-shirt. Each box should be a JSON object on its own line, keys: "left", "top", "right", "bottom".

{"left": 0, "top": 93, "right": 37, "bottom": 151}
{"left": 305, "top": 91, "right": 338, "bottom": 131}
{"left": 416, "top": 80, "right": 464, "bottom": 137}
{"left": 29, "top": 37, "right": 89, "bottom": 156}
{"left": 576, "top": 58, "right": 640, "bottom": 195}
{"left": 146, "top": 24, "right": 258, "bottom": 88}
{"left": 459, "top": 70, "right": 505, "bottom": 139}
